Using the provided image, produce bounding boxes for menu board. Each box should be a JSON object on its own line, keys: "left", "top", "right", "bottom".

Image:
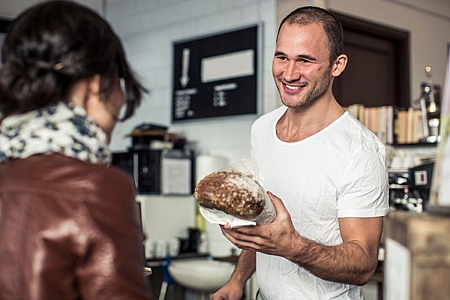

{"left": 172, "top": 25, "right": 259, "bottom": 121}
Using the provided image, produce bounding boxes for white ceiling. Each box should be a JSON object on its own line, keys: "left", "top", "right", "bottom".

{"left": 0, "top": 0, "right": 103, "bottom": 18}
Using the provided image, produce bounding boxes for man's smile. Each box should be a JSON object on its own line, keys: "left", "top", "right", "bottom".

{"left": 282, "top": 82, "right": 307, "bottom": 93}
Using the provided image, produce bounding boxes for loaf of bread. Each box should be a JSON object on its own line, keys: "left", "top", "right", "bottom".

{"left": 194, "top": 171, "right": 265, "bottom": 220}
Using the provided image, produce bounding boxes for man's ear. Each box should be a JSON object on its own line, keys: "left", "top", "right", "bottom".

{"left": 331, "top": 54, "right": 348, "bottom": 77}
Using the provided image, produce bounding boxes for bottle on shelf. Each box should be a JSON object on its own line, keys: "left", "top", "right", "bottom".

{"left": 419, "top": 66, "right": 440, "bottom": 143}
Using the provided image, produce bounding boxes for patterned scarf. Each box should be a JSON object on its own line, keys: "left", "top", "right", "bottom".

{"left": 0, "top": 102, "right": 111, "bottom": 164}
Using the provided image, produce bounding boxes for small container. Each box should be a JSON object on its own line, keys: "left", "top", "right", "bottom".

{"left": 155, "top": 240, "right": 167, "bottom": 258}
{"left": 168, "top": 238, "right": 180, "bottom": 257}
{"left": 198, "top": 233, "right": 209, "bottom": 254}
{"left": 145, "top": 239, "right": 155, "bottom": 259}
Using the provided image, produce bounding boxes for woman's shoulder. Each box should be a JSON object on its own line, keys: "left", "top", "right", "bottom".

{"left": 44, "top": 153, "right": 129, "bottom": 178}
{"left": 28, "top": 154, "right": 136, "bottom": 197}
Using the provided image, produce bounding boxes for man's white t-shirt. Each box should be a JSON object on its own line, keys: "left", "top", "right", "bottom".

{"left": 251, "top": 106, "right": 389, "bottom": 300}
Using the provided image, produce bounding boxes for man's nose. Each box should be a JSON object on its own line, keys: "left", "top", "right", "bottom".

{"left": 284, "top": 61, "right": 301, "bottom": 81}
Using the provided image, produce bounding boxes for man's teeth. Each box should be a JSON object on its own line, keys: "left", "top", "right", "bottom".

{"left": 286, "top": 84, "right": 300, "bottom": 90}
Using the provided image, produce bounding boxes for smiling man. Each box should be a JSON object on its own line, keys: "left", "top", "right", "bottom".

{"left": 213, "top": 6, "right": 388, "bottom": 300}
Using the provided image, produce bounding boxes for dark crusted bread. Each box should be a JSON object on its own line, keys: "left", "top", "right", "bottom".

{"left": 194, "top": 171, "right": 265, "bottom": 220}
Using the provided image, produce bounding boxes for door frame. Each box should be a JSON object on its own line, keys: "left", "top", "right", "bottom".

{"left": 333, "top": 11, "right": 410, "bottom": 108}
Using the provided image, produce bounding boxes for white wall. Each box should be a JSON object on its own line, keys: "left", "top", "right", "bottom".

{"left": 106, "top": 0, "right": 279, "bottom": 165}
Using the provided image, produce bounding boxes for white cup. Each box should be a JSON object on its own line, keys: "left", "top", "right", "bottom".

{"left": 145, "top": 239, "right": 155, "bottom": 259}
{"left": 390, "top": 156, "right": 404, "bottom": 169}
{"left": 168, "top": 238, "right": 180, "bottom": 257}
{"left": 402, "top": 155, "right": 413, "bottom": 168}
{"left": 155, "top": 240, "right": 167, "bottom": 258}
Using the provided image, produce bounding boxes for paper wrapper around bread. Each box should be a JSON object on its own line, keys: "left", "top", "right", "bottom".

{"left": 194, "top": 158, "right": 276, "bottom": 228}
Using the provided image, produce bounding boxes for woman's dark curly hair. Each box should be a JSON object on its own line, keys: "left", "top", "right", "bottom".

{"left": 0, "top": 0, "right": 146, "bottom": 120}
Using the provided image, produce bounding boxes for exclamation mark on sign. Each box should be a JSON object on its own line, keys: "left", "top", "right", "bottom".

{"left": 180, "top": 48, "right": 190, "bottom": 88}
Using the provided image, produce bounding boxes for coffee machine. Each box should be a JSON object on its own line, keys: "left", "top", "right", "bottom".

{"left": 111, "top": 123, "right": 195, "bottom": 195}
{"left": 389, "top": 162, "right": 434, "bottom": 212}
{"left": 409, "top": 162, "right": 434, "bottom": 210}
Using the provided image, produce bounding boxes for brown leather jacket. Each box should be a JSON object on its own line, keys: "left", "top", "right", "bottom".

{"left": 0, "top": 154, "right": 154, "bottom": 299}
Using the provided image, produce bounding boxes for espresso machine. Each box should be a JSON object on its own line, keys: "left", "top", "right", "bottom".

{"left": 409, "top": 162, "right": 434, "bottom": 209}
{"left": 389, "top": 162, "right": 434, "bottom": 212}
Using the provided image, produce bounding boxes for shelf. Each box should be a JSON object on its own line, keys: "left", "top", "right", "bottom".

{"left": 389, "top": 141, "right": 438, "bottom": 147}
{"left": 389, "top": 168, "right": 409, "bottom": 173}
{"left": 426, "top": 205, "right": 450, "bottom": 216}
{"left": 389, "top": 184, "right": 408, "bottom": 189}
